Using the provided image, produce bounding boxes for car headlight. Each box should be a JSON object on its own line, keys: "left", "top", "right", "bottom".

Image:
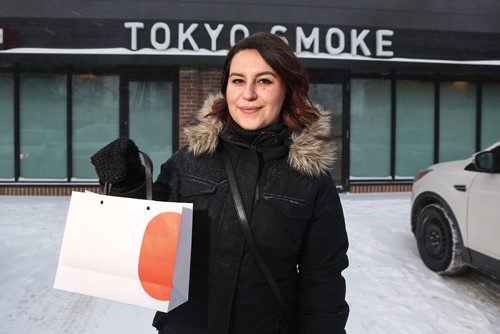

{"left": 414, "top": 168, "right": 433, "bottom": 183}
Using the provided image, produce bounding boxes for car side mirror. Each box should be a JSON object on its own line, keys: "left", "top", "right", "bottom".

{"left": 473, "top": 151, "right": 495, "bottom": 172}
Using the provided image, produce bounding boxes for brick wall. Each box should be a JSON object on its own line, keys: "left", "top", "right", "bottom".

{"left": 349, "top": 183, "right": 413, "bottom": 193}
{"left": 0, "top": 183, "right": 412, "bottom": 196}
{"left": 0, "top": 186, "right": 102, "bottom": 196}
{"left": 179, "top": 67, "right": 222, "bottom": 147}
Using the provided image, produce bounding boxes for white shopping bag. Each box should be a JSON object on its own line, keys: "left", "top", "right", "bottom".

{"left": 54, "top": 191, "right": 193, "bottom": 313}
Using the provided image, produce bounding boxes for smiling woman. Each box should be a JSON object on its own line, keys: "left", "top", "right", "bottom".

{"left": 91, "top": 32, "right": 349, "bottom": 334}
{"left": 225, "top": 49, "right": 286, "bottom": 130}
{"left": 210, "top": 32, "right": 323, "bottom": 133}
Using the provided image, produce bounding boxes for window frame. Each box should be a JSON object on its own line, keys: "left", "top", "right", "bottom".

{"left": 0, "top": 65, "right": 178, "bottom": 184}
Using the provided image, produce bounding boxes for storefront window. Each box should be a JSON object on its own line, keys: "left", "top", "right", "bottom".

{"left": 481, "top": 83, "right": 500, "bottom": 149}
{"left": 395, "top": 80, "right": 434, "bottom": 178}
{"left": 439, "top": 81, "right": 476, "bottom": 162}
{"left": 309, "top": 83, "right": 343, "bottom": 185}
{"left": 72, "top": 75, "right": 119, "bottom": 179}
{"left": 20, "top": 74, "right": 67, "bottom": 180}
{"left": 350, "top": 79, "right": 391, "bottom": 178}
{"left": 0, "top": 74, "right": 14, "bottom": 180}
{"left": 129, "top": 81, "right": 173, "bottom": 180}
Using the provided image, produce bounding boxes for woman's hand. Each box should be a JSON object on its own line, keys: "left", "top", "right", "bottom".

{"left": 91, "top": 137, "right": 145, "bottom": 188}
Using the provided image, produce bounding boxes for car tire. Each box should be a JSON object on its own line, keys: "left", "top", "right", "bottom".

{"left": 415, "top": 203, "right": 466, "bottom": 275}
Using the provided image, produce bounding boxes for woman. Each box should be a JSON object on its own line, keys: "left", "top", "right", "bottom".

{"left": 92, "top": 32, "right": 349, "bottom": 334}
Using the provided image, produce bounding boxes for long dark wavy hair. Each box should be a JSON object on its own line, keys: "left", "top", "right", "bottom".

{"left": 209, "top": 32, "right": 320, "bottom": 130}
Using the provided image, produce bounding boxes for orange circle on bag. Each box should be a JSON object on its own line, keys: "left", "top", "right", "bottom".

{"left": 138, "top": 212, "right": 182, "bottom": 301}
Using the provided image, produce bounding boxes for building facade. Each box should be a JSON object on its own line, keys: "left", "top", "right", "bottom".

{"left": 1, "top": 1, "right": 500, "bottom": 195}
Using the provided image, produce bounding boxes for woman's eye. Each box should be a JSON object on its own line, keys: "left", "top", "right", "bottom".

{"left": 231, "top": 79, "right": 244, "bottom": 85}
{"left": 258, "top": 78, "right": 272, "bottom": 84}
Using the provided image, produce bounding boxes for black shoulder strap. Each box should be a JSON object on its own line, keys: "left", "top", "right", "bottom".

{"left": 222, "top": 149, "right": 292, "bottom": 324}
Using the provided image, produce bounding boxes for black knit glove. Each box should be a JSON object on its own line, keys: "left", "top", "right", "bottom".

{"left": 90, "top": 137, "right": 145, "bottom": 189}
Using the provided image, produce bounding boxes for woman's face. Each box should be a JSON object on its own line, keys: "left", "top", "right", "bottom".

{"left": 226, "top": 49, "right": 286, "bottom": 130}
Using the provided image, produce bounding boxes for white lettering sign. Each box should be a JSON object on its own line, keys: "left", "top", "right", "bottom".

{"left": 150, "top": 22, "right": 171, "bottom": 50}
{"left": 296, "top": 27, "right": 319, "bottom": 54}
{"left": 123, "top": 22, "right": 394, "bottom": 58}
{"left": 325, "top": 27, "right": 345, "bottom": 55}
{"left": 270, "top": 25, "right": 288, "bottom": 44}
{"left": 124, "top": 22, "right": 144, "bottom": 51}
{"left": 376, "top": 29, "right": 394, "bottom": 57}
{"left": 204, "top": 23, "right": 224, "bottom": 51}
{"left": 230, "top": 24, "right": 249, "bottom": 47}
{"left": 179, "top": 23, "right": 199, "bottom": 51}
{"left": 351, "top": 29, "right": 371, "bottom": 56}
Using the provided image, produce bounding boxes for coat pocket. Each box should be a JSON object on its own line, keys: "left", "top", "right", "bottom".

{"left": 175, "top": 176, "right": 218, "bottom": 198}
{"left": 253, "top": 194, "right": 313, "bottom": 260}
{"left": 261, "top": 193, "right": 313, "bottom": 221}
{"left": 169, "top": 175, "right": 219, "bottom": 206}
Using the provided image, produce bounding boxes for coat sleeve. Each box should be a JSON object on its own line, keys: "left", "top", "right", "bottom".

{"left": 297, "top": 176, "right": 349, "bottom": 334}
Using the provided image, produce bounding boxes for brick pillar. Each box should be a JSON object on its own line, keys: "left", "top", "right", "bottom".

{"left": 179, "top": 67, "right": 222, "bottom": 147}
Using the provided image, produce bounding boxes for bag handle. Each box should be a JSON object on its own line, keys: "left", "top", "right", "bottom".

{"left": 139, "top": 151, "right": 153, "bottom": 200}
{"left": 222, "top": 149, "right": 292, "bottom": 324}
{"left": 104, "top": 150, "right": 153, "bottom": 200}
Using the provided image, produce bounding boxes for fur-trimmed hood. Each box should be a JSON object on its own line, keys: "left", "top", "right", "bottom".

{"left": 184, "top": 94, "right": 336, "bottom": 177}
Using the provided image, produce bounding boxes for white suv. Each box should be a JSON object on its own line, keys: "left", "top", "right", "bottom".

{"left": 411, "top": 141, "right": 500, "bottom": 278}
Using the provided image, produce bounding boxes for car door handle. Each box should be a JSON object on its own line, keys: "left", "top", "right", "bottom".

{"left": 453, "top": 184, "right": 467, "bottom": 192}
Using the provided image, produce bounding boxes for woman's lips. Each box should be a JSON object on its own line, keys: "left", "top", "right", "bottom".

{"left": 239, "top": 106, "right": 262, "bottom": 114}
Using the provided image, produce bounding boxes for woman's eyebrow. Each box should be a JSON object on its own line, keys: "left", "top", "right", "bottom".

{"left": 257, "top": 71, "right": 277, "bottom": 77}
{"left": 229, "top": 71, "right": 277, "bottom": 77}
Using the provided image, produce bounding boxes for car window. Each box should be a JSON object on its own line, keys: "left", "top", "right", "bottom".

{"left": 465, "top": 144, "right": 500, "bottom": 173}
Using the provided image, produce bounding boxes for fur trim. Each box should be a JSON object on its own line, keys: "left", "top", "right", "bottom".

{"left": 184, "top": 94, "right": 336, "bottom": 177}
{"left": 184, "top": 93, "right": 224, "bottom": 156}
{"left": 288, "top": 108, "right": 336, "bottom": 177}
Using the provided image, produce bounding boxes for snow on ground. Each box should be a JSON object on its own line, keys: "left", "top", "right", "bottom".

{"left": 342, "top": 193, "right": 500, "bottom": 334}
{"left": 0, "top": 193, "right": 499, "bottom": 333}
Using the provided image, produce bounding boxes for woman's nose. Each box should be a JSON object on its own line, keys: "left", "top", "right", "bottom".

{"left": 242, "top": 83, "right": 257, "bottom": 100}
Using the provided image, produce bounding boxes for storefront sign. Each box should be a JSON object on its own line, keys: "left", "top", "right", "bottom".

{"left": 0, "top": 18, "right": 499, "bottom": 66}
{"left": 124, "top": 22, "right": 394, "bottom": 57}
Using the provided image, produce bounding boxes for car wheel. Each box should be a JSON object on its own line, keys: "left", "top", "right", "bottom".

{"left": 415, "top": 203, "right": 466, "bottom": 274}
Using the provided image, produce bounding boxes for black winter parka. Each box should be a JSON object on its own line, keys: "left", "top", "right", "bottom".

{"left": 118, "top": 95, "right": 349, "bottom": 334}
